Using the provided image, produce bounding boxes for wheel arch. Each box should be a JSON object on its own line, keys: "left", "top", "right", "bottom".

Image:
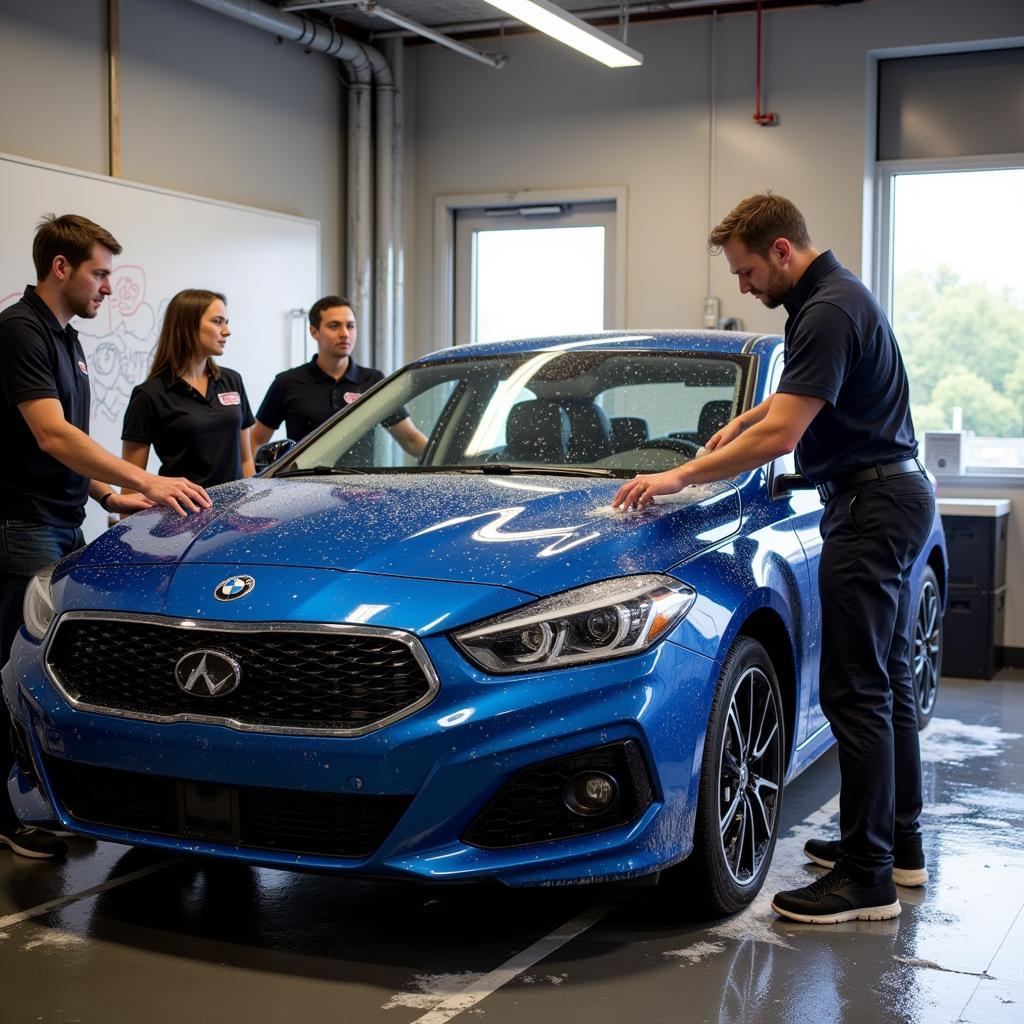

{"left": 926, "top": 544, "right": 947, "bottom": 609}
{"left": 736, "top": 608, "right": 798, "bottom": 773}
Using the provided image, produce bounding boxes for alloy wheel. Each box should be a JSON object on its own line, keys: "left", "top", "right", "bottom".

{"left": 716, "top": 666, "right": 783, "bottom": 886}
{"left": 913, "top": 577, "right": 941, "bottom": 719}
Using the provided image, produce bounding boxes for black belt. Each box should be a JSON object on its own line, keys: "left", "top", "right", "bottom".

{"left": 816, "top": 458, "right": 925, "bottom": 502}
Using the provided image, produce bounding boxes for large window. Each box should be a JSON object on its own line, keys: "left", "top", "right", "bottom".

{"left": 878, "top": 161, "right": 1024, "bottom": 472}
{"left": 874, "top": 47, "right": 1024, "bottom": 475}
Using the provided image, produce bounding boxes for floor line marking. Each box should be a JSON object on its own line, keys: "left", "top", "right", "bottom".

{"left": 409, "top": 901, "right": 615, "bottom": 1024}
{"left": 0, "top": 858, "right": 178, "bottom": 930}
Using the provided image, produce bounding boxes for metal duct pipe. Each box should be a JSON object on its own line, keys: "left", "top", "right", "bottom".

{"left": 383, "top": 37, "right": 405, "bottom": 376}
{"left": 182, "top": 0, "right": 395, "bottom": 369}
{"left": 359, "top": 45, "right": 397, "bottom": 375}
{"left": 185, "top": 0, "right": 369, "bottom": 62}
{"left": 348, "top": 65, "right": 374, "bottom": 365}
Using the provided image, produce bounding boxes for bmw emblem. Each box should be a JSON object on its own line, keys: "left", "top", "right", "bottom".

{"left": 214, "top": 574, "right": 256, "bottom": 601}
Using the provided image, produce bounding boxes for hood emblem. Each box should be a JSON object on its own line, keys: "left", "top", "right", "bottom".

{"left": 174, "top": 650, "right": 241, "bottom": 697}
{"left": 214, "top": 574, "right": 255, "bottom": 601}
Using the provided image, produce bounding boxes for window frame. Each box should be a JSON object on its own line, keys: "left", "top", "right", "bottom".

{"left": 433, "top": 187, "right": 628, "bottom": 349}
{"left": 872, "top": 152, "right": 1024, "bottom": 481}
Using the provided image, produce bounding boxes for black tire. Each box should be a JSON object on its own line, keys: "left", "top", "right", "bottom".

{"left": 663, "top": 636, "right": 785, "bottom": 916}
{"left": 912, "top": 564, "right": 942, "bottom": 730}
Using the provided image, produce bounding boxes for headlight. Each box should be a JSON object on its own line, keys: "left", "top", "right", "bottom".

{"left": 453, "top": 574, "right": 696, "bottom": 674}
{"left": 23, "top": 560, "right": 59, "bottom": 641}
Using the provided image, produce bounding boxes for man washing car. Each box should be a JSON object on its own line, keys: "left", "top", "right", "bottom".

{"left": 612, "top": 193, "right": 934, "bottom": 924}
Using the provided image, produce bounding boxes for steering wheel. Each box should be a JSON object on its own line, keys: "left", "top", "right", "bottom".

{"left": 636, "top": 438, "right": 702, "bottom": 457}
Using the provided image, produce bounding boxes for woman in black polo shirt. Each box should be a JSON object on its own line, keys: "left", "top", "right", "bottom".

{"left": 120, "top": 289, "right": 255, "bottom": 496}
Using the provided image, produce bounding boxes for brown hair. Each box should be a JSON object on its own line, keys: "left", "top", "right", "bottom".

{"left": 148, "top": 289, "right": 226, "bottom": 382}
{"left": 708, "top": 192, "right": 812, "bottom": 255}
{"left": 309, "top": 295, "right": 355, "bottom": 329}
{"left": 33, "top": 213, "right": 122, "bottom": 281}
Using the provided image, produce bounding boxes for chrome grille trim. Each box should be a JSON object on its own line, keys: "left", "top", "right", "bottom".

{"left": 43, "top": 610, "right": 440, "bottom": 737}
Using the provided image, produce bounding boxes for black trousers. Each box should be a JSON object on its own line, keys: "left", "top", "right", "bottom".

{"left": 817, "top": 472, "right": 935, "bottom": 886}
{"left": 0, "top": 519, "right": 85, "bottom": 825}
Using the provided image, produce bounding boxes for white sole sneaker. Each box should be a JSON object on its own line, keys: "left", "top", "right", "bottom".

{"left": 0, "top": 831, "right": 63, "bottom": 859}
{"left": 806, "top": 849, "right": 928, "bottom": 888}
{"left": 771, "top": 899, "right": 902, "bottom": 924}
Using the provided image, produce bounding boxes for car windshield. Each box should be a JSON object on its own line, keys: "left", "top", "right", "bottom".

{"left": 275, "top": 349, "right": 747, "bottom": 477}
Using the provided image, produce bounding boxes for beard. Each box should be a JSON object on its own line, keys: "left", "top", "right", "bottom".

{"left": 751, "top": 265, "right": 792, "bottom": 308}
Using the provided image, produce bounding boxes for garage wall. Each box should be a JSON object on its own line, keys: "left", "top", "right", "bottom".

{"left": 406, "top": 0, "right": 1022, "bottom": 353}
{"left": 405, "top": 0, "right": 1024, "bottom": 650}
{"left": 0, "top": 0, "right": 344, "bottom": 290}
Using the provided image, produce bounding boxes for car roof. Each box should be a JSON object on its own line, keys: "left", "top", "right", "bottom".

{"left": 415, "top": 330, "right": 782, "bottom": 364}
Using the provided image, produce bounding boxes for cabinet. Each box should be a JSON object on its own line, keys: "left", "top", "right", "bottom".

{"left": 936, "top": 499, "right": 1010, "bottom": 679}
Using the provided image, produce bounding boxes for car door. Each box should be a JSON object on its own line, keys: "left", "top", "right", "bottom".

{"left": 765, "top": 351, "right": 828, "bottom": 746}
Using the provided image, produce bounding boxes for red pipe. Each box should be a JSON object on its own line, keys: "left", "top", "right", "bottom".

{"left": 753, "top": 0, "right": 777, "bottom": 126}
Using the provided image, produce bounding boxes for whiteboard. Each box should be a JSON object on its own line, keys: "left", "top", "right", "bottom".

{"left": 0, "top": 152, "right": 320, "bottom": 540}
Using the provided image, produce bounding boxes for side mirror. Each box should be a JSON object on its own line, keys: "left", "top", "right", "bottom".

{"left": 255, "top": 439, "right": 296, "bottom": 474}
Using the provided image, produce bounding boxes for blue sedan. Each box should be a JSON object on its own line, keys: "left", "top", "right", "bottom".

{"left": 2, "top": 331, "right": 946, "bottom": 913}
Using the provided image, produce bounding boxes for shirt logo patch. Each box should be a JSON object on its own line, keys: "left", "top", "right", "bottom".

{"left": 77, "top": 360, "right": 89, "bottom": 376}
{"left": 219, "top": 391, "right": 241, "bottom": 406}
{"left": 343, "top": 392, "right": 363, "bottom": 405}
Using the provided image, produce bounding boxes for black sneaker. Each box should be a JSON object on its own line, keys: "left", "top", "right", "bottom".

{"left": 0, "top": 824, "right": 68, "bottom": 860}
{"left": 804, "top": 837, "right": 929, "bottom": 887}
{"left": 772, "top": 865, "right": 901, "bottom": 924}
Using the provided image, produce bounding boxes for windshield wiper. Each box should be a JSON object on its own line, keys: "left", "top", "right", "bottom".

{"left": 274, "top": 465, "right": 368, "bottom": 478}
{"left": 471, "top": 463, "right": 619, "bottom": 478}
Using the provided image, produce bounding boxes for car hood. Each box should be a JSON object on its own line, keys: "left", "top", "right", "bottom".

{"left": 75, "top": 474, "right": 741, "bottom": 595}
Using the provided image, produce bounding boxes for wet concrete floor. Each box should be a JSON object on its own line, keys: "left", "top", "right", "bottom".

{"left": 1, "top": 670, "right": 1022, "bottom": 1024}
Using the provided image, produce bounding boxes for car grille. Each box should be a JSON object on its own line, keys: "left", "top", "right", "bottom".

{"left": 44, "top": 756, "right": 411, "bottom": 859}
{"left": 46, "top": 616, "right": 435, "bottom": 734}
{"left": 462, "top": 740, "right": 653, "bottom": 849}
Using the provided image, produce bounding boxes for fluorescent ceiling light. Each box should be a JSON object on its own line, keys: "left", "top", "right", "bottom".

{"left": 484, "top": 0, "right": 643, "bottom": 68}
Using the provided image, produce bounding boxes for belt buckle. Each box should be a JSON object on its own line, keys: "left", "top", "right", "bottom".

{"left": 816, "top": 482, "right": 831, "bottom": 502}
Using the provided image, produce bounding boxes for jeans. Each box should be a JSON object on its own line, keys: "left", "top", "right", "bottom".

{"left": 0, "top": 519, "right": 84, "bottom": 822}
{"left": 817, "top": 473, "right": 935, "bottom": 886}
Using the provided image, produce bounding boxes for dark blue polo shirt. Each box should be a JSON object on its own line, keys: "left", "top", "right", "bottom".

{"left": 0, "top": 286, "right": 92, "bottom": 527}
{"left": 777, "top": 251, "right": 918, "bottom": 484}
{"left": 121, "top": 367, "right": 254, "bottom": 487}
{"left": 255, "top": 356, "right": 401, "bottom": 442}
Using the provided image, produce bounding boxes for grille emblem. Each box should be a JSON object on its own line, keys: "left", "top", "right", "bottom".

{"left": 214, "top": 575, "right": 255, "bottom": 601}
{"left": 174, "top": 650, "right": 242, "bottom": 697}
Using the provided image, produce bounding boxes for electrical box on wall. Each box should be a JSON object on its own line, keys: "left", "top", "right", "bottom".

{"left": 703, "top": 297, "right": 720, "bottom": 329}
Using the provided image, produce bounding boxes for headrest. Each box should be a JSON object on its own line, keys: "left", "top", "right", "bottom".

{"left": 563, "top": 400, "right": 613, "bottom": 463}
{"left": 609, "top": 416, "right": 649, "bottom": 452}
{"left": 506, "top": 400, "right": 570, "bottom": 463}
{"left": 697, "top": 399, "right": 734, "bottom": 441}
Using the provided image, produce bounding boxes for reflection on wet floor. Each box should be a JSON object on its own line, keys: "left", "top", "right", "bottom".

{"left": 1, "top": 672, "right": 1022, "bottom": 1024}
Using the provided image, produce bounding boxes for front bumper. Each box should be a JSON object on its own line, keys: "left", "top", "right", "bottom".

{"left": 3, "top": 611, "right": 718, "bottom": 886}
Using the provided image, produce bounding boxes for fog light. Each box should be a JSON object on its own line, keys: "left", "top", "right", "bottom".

{"left": 563, "top": 771, "right": 618, "bottom": 817}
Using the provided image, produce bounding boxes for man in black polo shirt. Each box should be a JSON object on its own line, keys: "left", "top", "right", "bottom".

{"left": 612, "top": 193, "right": 934, "bottom": 924}
{"left": 251, "top": 296, "right": 426, "bottom": 458}
{"left": 0, "top": 214, "right": 211, "bottom": 859}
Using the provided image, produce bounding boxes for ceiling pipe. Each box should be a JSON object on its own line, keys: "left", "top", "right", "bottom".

{"left": 181, "top": 0, "right": 397, "bottom": 369}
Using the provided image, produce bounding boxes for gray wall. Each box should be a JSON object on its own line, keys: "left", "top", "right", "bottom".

{"left": 405, "top": 0, "right": 1024, "bottom": 648}
{"left": 406, "top": 0, "right": 1023, "bottom": 356}
{"left": 0, "top": 0, "right": 344, "bottom": 290}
